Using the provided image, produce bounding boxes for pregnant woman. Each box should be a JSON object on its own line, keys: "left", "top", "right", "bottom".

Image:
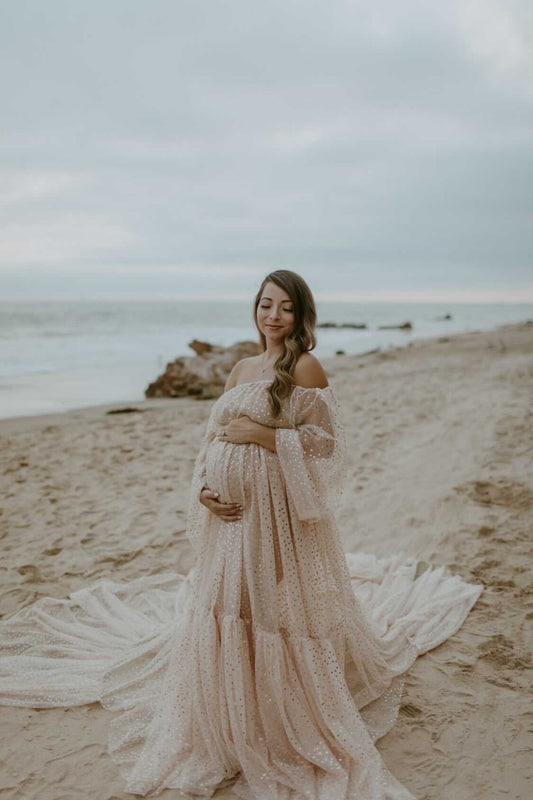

{"left": 0, "top": 270, "right": 483, "bottom": 799}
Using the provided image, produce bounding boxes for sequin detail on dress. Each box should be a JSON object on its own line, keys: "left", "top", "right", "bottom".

{"left": 0, "top": 380, "right": 483, "bottom": 799}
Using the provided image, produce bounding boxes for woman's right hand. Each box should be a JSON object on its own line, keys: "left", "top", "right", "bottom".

{"left": 199, "top": 487, "right": 243, "bottom": 523}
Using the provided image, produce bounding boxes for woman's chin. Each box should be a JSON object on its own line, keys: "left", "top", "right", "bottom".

{"left": 264, "top": 328, "right": 285, "bottom": 337}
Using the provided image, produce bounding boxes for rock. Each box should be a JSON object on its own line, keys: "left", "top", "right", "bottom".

{"left": 145, "top": 339, "right": 261, "bottom": 400}
{"left": 188, "top": 339, "right": 216, "bottom": 356}
{"left": 317, "top": 322, "right": 367, "bottom": 329}
{"left": 106, "top": 407, "right": 146, "bottom": 415}
{"left": 377, "top": 322, "right": 413, "bottom": 330}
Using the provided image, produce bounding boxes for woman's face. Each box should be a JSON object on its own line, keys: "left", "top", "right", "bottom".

{"left": 257, "top": 282, "right": 295, "bottom": 341}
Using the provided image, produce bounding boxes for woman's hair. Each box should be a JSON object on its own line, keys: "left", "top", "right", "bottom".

{"left": 253, "top": 270, "right": 317, "bottom": 418}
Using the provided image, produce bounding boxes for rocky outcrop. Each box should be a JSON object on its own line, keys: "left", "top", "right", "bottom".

{"left": 145, "top": 339, "right": 261, "bottom": 400}
{"left": 317, "top": 322, "right": 367, "bottom": 329}
{"left": 377, "top": 321, "right": 413, "bottom": 330}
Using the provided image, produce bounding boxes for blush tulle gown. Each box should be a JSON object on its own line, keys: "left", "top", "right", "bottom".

{"left": 0, "top": 380, "right": 483, "bottom": 799}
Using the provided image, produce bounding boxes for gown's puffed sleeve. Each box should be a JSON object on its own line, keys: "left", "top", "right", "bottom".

{"left": 275, "top": 385, "right": 347, "bottom": 522}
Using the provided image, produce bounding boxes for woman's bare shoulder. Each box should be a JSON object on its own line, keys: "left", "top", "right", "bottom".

{"left": 292, "top": 353, "right": 329, "bottom": 389}
{"left": 223, "top": 356, "right": 259, "bottom": 392}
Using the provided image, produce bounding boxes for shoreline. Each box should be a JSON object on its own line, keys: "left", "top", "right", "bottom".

{"left": 0, "top": 318, "right": 530, "bottom": 437}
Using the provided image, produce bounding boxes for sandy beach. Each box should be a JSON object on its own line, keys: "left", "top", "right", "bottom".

{"left": 0, "top": 320, "right": 531, "bottom": 800}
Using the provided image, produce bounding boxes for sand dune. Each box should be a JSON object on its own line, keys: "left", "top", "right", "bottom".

{"left": 0, "top": 321, "right": 532, "bottom": 799}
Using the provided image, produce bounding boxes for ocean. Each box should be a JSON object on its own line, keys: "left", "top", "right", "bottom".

{"left": 0, "top": 300, "right": 530, "bottom": 419}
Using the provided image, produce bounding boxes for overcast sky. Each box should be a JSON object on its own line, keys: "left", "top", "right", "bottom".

{"left": 0, "top": 0, "right": 532, "bottom": 302}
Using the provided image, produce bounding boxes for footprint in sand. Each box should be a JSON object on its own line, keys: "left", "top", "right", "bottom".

{"left": 3, "top": 457, "right": 29, "bottom": 474}
{"left": 16, "top": 564, "right": 43, "bottom": 583}
{"left": 469, "top": 557, "right": 517, "bottom": 590}
{"left": 477, "top": 634, "right": 532, "bottom": 669}
{"left": 477, "top": 525, "right": 496, "bottom": 537}
{"left": 454, "top": 478, "right": 533, "bottom": 511}
{"left": 399, "top": 703, "right": 423, "bottom": 718}
{"left": 96, "top": 549, "right": 143, "bottom": 566}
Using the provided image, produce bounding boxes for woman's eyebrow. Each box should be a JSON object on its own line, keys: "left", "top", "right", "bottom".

{"left": 261, "top": 297, "right": 293, "bottom": 304}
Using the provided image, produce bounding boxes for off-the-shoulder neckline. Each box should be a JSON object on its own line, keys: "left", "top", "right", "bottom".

{"left": 223, "top": 379, "right": 333, "bottom": 396}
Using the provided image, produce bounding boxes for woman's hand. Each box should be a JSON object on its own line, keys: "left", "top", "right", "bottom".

{"left": 216, "top": 415, "right": 258, "bottom": 445}
{"left": 199, "top": 487, "right": 243, "bottom": 523}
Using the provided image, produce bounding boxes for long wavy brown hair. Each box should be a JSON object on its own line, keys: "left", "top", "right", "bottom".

{"left": 253, "top": 270, "right": 317, "bottom": 418}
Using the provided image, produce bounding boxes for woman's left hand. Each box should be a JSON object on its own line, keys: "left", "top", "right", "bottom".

{"left": 217, "top": 416, "right": 258, "bottom": 445}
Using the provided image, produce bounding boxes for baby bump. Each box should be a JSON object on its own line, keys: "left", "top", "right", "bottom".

{"left": 204, "top": 439, "right": 253, "bottom": 504}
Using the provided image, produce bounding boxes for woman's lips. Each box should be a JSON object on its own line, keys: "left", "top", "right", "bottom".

{"left": 266, "top": 325, "right": 282, "bottom": 329}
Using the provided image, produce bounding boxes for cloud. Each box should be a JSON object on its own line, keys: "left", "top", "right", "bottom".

{"left": 456, "top": 0, "right": 532, "bottom": 77}
{"left": 0, "top": 169, "right": 84, "bottom": 204}
{"left": 0, "top": 217, "right": 136, "bottom": 265}
{"left": 0, "top": 0, "right": 531, "bottom": 299}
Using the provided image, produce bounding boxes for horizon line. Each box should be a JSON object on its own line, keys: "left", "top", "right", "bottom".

{"left": 1, "top": 289, "right": 533, "bottom": 304}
